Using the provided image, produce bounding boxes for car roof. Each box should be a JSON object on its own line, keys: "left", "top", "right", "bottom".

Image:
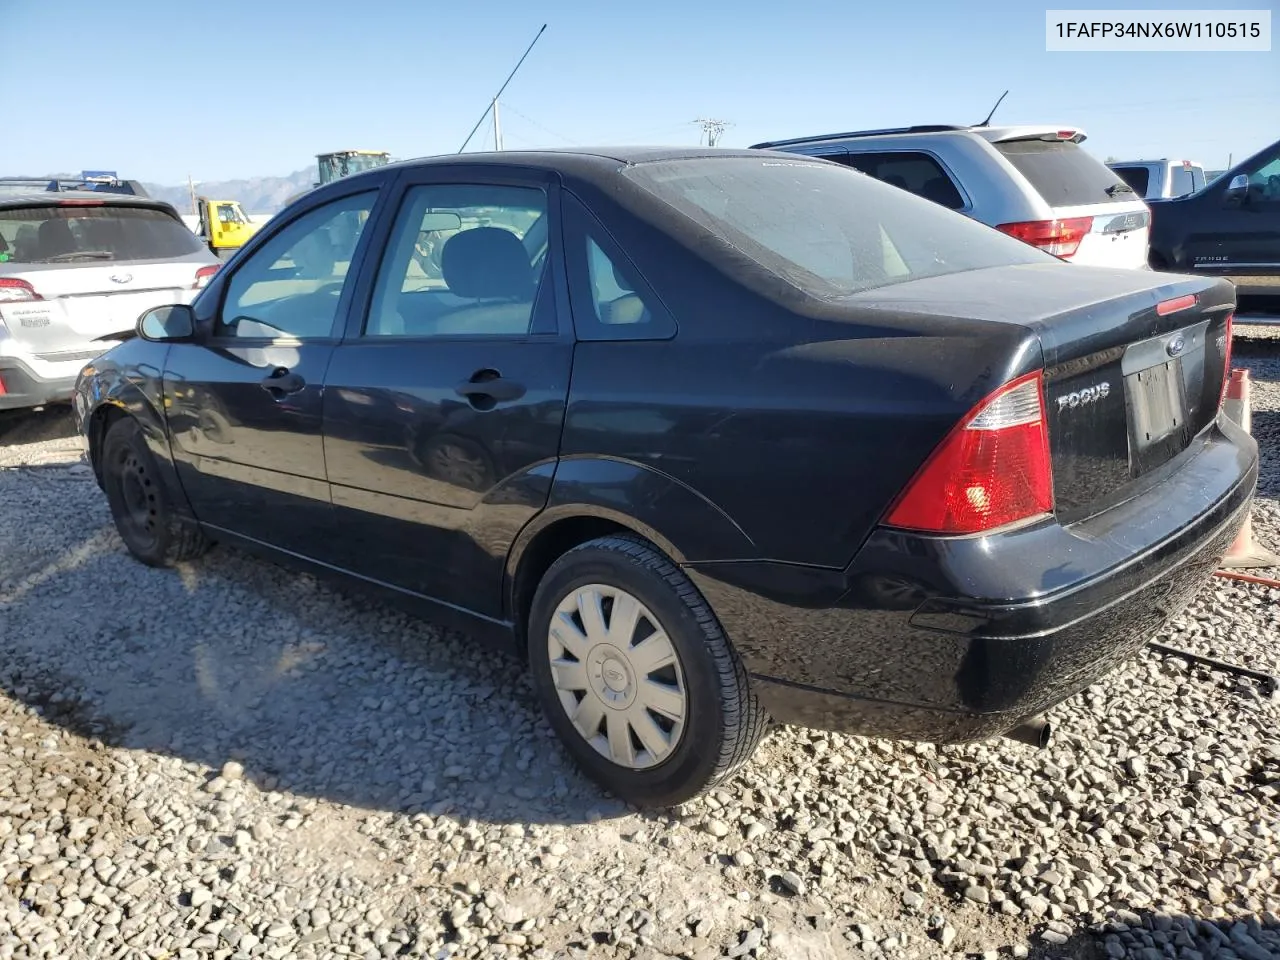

{"left": 0, "top": 190, "right": 180, "bottom": 212}
{"left": 345, "top": 146, "right": 810, "bottom": 181}
{"left": 750, "top": 124, "right": 1089, "bottom": 150}
{"left": 1108, "top": 158, "right": 1202, "bottom": 166}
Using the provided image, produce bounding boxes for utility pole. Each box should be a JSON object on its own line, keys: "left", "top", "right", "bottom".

{"left": 187, "top": 174, "right": 198, "bottom": 217}
{"left": 694, "top": 118, "right": 731, "bottom": 147}
{"left": 493, "top": 98, "right": 503, "bottom": 151}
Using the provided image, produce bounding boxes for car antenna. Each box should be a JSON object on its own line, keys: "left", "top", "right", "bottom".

{"left": 458, "top": 24, "right": 548, "bottom": 153}
{"left": 977, "top": 90, "right": 1009, "bottom": 128}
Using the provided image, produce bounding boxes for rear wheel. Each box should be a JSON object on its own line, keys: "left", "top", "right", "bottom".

{"left": 528, "top": 534, "right": 766, "bottom": 807}
{"left": 101, "top": 418, "right": 209, "bottom": 567}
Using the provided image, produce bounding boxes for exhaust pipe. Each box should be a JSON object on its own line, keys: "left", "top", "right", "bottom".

{"left": 1003, "top": 715, "right": 1052, "bottom": 749}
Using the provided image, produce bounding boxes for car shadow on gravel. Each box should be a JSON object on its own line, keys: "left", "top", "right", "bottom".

{"left": 1029, "top": 909, "right": 1280, "bottom": 960}
{"left": 0, "top": 405, "right": 76, "bottom": 446}
{"left": 0, "top": 484, "right": 679, "bottom": 827}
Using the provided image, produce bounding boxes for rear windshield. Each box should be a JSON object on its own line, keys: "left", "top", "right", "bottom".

{"left": 995, "top": 140, "right": 1135, "bottom": 206}
{"left": 621, "top": 157, "right": 1049, "bottom": 300}
{"left": 1112, "top": 165, "right": 1151, "bottom": 197}
{"left": 0, "top": 204, "right": 204, "bottom": 264}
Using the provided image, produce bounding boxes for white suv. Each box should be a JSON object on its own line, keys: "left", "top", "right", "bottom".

{"left": 751, "top": 124, "right": 1151, "bottom": 269}
{"left": 0, "top": 188, "right": 220, "bottom": 412}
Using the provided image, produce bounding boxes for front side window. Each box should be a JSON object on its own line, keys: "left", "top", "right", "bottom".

{"left": 622, "top": 156, "right": 1048, "bottom": 301}
{"left": 1244, "top": 150, "right": 1280, "bottom": 202}
{"left": 218, "top": 191, "right": 375, "bottom": 339}
{"left": 365, "top": 183, "right": 548, "bottom": 338}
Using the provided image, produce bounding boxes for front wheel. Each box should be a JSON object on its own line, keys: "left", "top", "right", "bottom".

{"left": 528, "top": 534, "right": 766, "bottom": 807}
{"left": 101, "top": 418, "right": 210, "bottom": 567}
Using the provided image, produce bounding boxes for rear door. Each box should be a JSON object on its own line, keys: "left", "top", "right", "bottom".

{"left": 993, "top": 137, "right": 1151, "bottom": 269}
{"left": 164, "top": 185, "right": 385, "bottom": 557}
{"left": 321, "top": 169, "right": 573, "bottom": 620}
{"left": 0, "top": 200, "right": 215, "bottom": 360}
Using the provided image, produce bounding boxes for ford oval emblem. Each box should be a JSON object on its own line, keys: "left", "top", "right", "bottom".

{"left": 1166, "top": 334, "right": 1186, "bottom": 357}
{"left": 109, "top": 273, "right": 132, "bottom": 284}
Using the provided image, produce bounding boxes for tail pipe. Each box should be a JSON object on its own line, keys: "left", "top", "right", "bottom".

{"left": 1004, "top": 714, "right": 1052, "bottom": 749}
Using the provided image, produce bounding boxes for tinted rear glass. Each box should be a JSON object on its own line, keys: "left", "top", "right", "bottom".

{"left": 995, "top": 140, "right": 1135, "bottom": 206}
{"left": 1112, "top": 165, "right": 1151, "bottom": 196}
{"left": 621, "top": 157, "right": 1048, "bottom": 300}
{"left": 0, "top": 204, "right": 204, "bottom": 264}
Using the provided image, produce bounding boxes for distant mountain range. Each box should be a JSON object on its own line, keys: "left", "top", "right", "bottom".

{"left": 142, "top": 169, "right": 317, "bottom": 215}
{"left": 9, "top": 169, "right": 317, "bottom": 215}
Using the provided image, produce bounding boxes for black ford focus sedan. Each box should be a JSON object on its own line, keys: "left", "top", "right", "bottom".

{"left": 74, "top": 148, "right": 1257, "bottom": 807}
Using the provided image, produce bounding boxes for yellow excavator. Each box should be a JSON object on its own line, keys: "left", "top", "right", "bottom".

{"left": 316, "top": 149, "right": 391, "bottom": 185}
{"left": 282, "top": 150, "right": 392, "bottom": 209}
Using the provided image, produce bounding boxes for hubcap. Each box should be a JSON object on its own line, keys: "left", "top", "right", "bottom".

{"left": 547, "top": 584, "right": 687, "bottom": 770}
{"left": 115, "top": 449, "right": 159, "bottom": 548}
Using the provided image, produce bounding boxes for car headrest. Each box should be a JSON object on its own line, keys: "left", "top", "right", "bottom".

{"left": 441, "top": 227, "right": 532, "bottom": 300}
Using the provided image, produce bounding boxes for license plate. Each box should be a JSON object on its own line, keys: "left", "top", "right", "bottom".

{"left": 1126, "top": 358, "right": 1189, "bottom": 475}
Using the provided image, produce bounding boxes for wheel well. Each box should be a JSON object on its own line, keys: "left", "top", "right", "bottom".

{"left": 510, "top": 516, "right": 632, "bottom": 656}
{"left": 88, "top": 405, "right": 128, "bottom": 481}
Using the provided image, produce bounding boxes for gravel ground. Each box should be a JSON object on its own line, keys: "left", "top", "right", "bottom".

{"left": 0, "top": 331, "right": 1277, "bottom": 960}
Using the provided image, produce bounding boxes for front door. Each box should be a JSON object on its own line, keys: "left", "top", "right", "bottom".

{"left": 1185, "top": 143, "right": 1280, "bottom": 297}
{"left": 322, "top": 175, "right": 573, "bottom": 620}
{"left": 165, "top": 188, "right": 381, "bottom": 557}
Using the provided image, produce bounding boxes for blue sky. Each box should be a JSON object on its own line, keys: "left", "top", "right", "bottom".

{"left": 4, "top": 0, "right": 1275, "bottom": 184}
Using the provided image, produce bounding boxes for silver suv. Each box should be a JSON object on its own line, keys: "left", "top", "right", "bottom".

{"left": 751, "top": 124, "right": 1151, "bottom": 269}
{"left": 0, "top": 189, "right": 220, "bottom": 412}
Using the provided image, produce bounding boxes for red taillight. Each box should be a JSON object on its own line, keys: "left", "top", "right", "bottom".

{"left": 885, "top": 371, "right": 1054, "bottom": 535}
{"left": 996, "top": 217, "right": 1093, "bottom": 259}
{"left": 1219, "top": 313, "right": 1234, "bottom": 407}
{"left": 58, "top": 199, "right": 105, "bottom": 206}
{"left": 193, "top": 264, "right": 220, "bottom": 290}
{"left": 0, "top": 278, "right": 42, "bottom": 303}
{"left": 0, "top": 373, "right": 6, "bottom": 396}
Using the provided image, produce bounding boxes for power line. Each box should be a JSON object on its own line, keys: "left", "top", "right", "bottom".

{"left": 498, "top": 102, "right": 579, "bottom": 145}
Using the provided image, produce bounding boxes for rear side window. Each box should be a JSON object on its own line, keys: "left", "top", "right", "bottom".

{"left": 0, "top": 204, "right": 205, "bottom": 263}
{"left": 1112, "top": 165, "right": 1151, "bottom": 197}
{"left": 622, "top": 157, "right": 1047, "bottom": 301}
{"left": 838, "top": 151, "right": 966, "bottom": 209}
{"left": 995, "top": 140, "right": 1135, "bottom": 205}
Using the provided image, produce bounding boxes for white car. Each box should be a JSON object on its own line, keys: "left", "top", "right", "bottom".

{"left": 752, "top": 124, "right": 1153, "bottom": 270}
{"left": 0, "top": 187, "right": 220, "bottom": 412}
{"left": 1108, "top": 158, "right": 1207, "bottom": 200}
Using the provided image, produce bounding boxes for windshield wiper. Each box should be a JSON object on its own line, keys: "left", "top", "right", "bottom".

{"left": 39, "top": 251, "right": 114, "bottom": 262}
{"left": 1105, "top": 183, "right": 1135, "bottom": 196}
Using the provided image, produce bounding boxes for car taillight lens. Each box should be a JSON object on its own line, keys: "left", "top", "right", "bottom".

{"left": 0, "top": 278, "right": 42, "bottom": 302}
{"left": 885, "top": 371, "right": 1054, "bottom": 535}
{"left": 1219, "top": 312, "right": 1234, "bottom": 408}
{"left": 193, "top": 264, "right": 220, "bottom": 289}
{"left": 996, "top": 217, "right": 1093, "bottom": 259}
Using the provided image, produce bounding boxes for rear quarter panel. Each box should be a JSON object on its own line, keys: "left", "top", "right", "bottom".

{"left": 556, "top": 176, "right": 1044, "bottom": 568}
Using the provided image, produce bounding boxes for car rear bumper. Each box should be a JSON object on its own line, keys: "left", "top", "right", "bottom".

{"left": 686, "top": 417, "right": 1258, "bottom": 743}
{"left": 0, "top": 356, "right": 78, "bottom": 411}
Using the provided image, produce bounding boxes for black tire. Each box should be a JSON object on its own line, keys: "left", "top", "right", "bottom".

{"left": 528, "top": 534, "right": 766, "bottom": 807}
{"left": 101, "top": 418, "right": 210, "bottom": 567}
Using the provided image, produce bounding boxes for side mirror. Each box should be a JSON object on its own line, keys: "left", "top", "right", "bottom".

{"left": 137, "top": 304, "right": 196, "bottom": 342}
{"left": 1224, "top": 173, "right": 1249, "bottom": 205}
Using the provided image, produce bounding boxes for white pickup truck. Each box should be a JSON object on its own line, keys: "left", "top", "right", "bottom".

{"left": 1108, "top": 159, "right": 1207, "bottom": 200}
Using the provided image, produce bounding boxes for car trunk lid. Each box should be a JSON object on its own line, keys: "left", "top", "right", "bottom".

{"left": 848, "top": 262, "right": 1235, "bottom": 523}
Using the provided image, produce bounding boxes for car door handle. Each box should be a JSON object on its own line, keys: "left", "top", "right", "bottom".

{"left": 455, "top": 370, "right": 526, "bottom": 406}
{"left": 261, "top": 367, "right": 306, "bottom": 397}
